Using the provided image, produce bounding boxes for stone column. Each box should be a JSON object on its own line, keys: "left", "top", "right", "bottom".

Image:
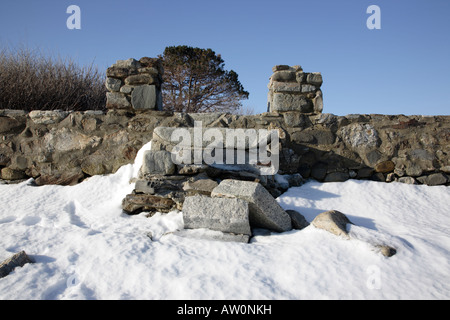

{"left": 267, "top": 65, "right": 323, "bottom": 114}
{"left": 105, "top": 57, "right": 164, "bottom": 111}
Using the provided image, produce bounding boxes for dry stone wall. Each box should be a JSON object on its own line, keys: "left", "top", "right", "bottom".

{"left": 0, "top": 61, "right": 449, "bottom": 189}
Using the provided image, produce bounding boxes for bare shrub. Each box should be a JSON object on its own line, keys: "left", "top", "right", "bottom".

{"left": 0, "top": 46, "right": 106, "bottom": 111}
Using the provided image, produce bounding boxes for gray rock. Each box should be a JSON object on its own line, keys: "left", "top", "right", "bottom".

{"left": 0, "top": 167, "right": 26, "bottom": 180}
{"left": 122, "top": 194, "right": 176, "bottom": 214}
{"left": 172, "top": 229, "right": 250, "bottom": 243}
{"left": 183, "top": 178, "right": 218, "bottom": 196}
{"left": 135, "top": 180, "right": 156, "bottom": 194}
{"left": 397, "top": 176, "right": 417, "bottom": 184}
{"left": 286, "top": 210, "right": 309, "bottom": 230}
{"left": 105, "top": 77, "right": 122, "bottom": 92}
{"left": 106, "top": 92, "right": 131, "bottom": 109}
{"left": 339, "top": 123, "right": 380, "bottom": 150}
{"left": 125, "top": 74, "right": 157, "bottom": 86}
{"left": 306, "top": 73, "right": 323, "bottom": 87}
{"left": 271, "top": 82, "right": 302, "bottom": 93}
{"left": 311, "top": 210, "right": 353, "bottom": 239}
{"left": 29, "top": 110, "right": 70, "bottom": 125}
{"left": 271, "top": 71, "right": 296, "bottom": 82}
{"left": 271, "top": 93, "right": 312, "bottom": 113}
{"left": 424, "top": 173, "right": 448, "bottom": 186}
{"left": 211, "top": 179, "right": 292, "bottom": 232}
{"left": 114, "top": 58, "right": 141, "bottom": 69}
{"left": 183, "top": 195, "right": 251, "bottom": 236}
{"left": 272, "top": 65, "right": 291, "bottom": 72}
{"left": 301, "top": 84, "right": 316, "bottom": 93}
{"left": 131, "top": 85, "right": 156, "bottom": 110}
{"left": 312, "top": 90, "right": 323, "bottom": 114}
{"left": 0, "top": 117, "right": 26, "bottom": 134}
{"left": 139, "top": 150, "right": 176, "bottom": 177}
{"left": 324, "top": 171, "right": 349, "bottom": 182}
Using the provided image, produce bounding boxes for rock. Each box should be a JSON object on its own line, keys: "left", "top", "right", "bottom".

{"left": 441, "top": 166, "right": 450, "bottom": 174}
{"left": 0, "top": 117, "right": 26, "bottom": 134}
{"left": 177, "top": 164, "right": 208, "bottom": 175}
{"left": 271, "top": 93, "right": 312, "bottom": 113}
{"left": 306, "top": 73, "right": 323, "bottom": 87}
{"left": 29, "top": 110, "right": 69, "bottom": 125}
{"left": 424, "top": 173, "right": 448, "bottom": 186}
{"left": 183, "top": 195, "right": 251, "bottom": 236}
{"left": 375, "top": 160, "right": 395, "bottom": 173}
{"left": 311, "top": 163, "right": 328, "bottom": 181}
{"left": 301, "top": 84, "right": 316, "bottom": 93}
{"left": 106, "top": 92, "right": 131, "bottom": 109}
{"left": 311, "top": 210, "right": 353, "bottom": 239}
{"left": 324, "top": 171, "right": 349, "bottom": 182}
{"left": 135, "top": 180, "right": 156, "bottom": 194}
{"left": 0, "top": 251, "right": 33, "bottom": 279}
{"left": 271, "top": 71, "right": 296, "bottom": 82}
{"left": 139, "top": 150, "right": 176, "bottom": 177}
{"left": 131, "top": 85, "right": 156, "bottom": 110}
{"left": 183, "top": 178, "right": 218, "bottom": 196}
{"left": 271, "top": 82, "right": 302, "bottom": 93}
{"left": 286, "top": 210, "right": 309, "bottom": 230}
{"left": 211, "top": 179, "right": 292, "bottom": 232}
{"left": 272, "top": 65, "right": 291, "bottom": 72}
{"left": 125, "top": 74, "right": 157, "bottom": 86}
{"left": 312, "top": 90, "right": 323, "bottom": 114}
{"left": 339, "top": 123, "right": 381, "bottom": 150}
{"left": 105, "top": 77, "right": 122, "bottom": 92}
{"left": 114, "top": 58, "right": 141, "bottom": 69}
{"left": 1, "top": 167, "right": 26, "bottom": 180}
{"left": 376, "top": 245, "right": 397, "bottom": 258}
{"left": 122, "top": 194, "right": 176, "bottom": 214}
{"left": 171, "top": 229, "right": 250, "bottom": 243}
{"left": 106, "top": 66, "right": 130, "bottom": 79}
{"left": 397, "top": 176, "right": 417, "bottom": 184}
{"left": 35, "top": 169, "right": 84, "bottom": 186}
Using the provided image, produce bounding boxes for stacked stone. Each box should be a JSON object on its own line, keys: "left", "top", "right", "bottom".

{"left": 106, "top": 57, "right": 164, "bottom": 111}
{"left": 268, "top": 65, "right": 323, "bottom": 114}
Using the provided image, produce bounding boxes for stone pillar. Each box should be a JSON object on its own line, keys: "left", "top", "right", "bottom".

{"left": 105, "top": 57, "right": 164, "bottom": 111}
{"left": 267, "top": 65, "right": 323, "bottom": 114}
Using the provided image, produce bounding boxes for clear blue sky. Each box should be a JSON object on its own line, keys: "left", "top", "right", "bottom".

{"left": 1, "top": 0, "right": 449, "bottom": 115}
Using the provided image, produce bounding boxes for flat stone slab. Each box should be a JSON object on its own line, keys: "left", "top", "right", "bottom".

{"left": 211, "top": 179, "right": 292, "bottom": 232}
{"left": 139, "top": 150, "right": 176, "bottom": 177}
{"left": 183, "top": 195, "right": 251, "bottom": 236}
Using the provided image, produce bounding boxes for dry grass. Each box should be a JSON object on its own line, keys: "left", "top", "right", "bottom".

{"left": 0, "top": 46, "right": 106, "bottom": 111}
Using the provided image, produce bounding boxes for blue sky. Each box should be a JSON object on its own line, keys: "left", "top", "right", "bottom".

{"left": 1, "top": 0, "right": 449, "bottom": 115}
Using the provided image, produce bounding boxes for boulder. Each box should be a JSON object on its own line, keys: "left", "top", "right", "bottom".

{"left": 106, "top": 92, "right": 131, "bottom": 109}
{"left": 105, "top": 77, "right": 122, "bottom": 92}
{"left": 139, "top": 150, "right": 176, "bottom": 177}
{"left": 375, "top": 160, "right": 395, "bottom": 173}
{"left": 1, "top": 167, "right": 26, "bottom": 180}
{"left": 211, "top": 179, "right": 292, "bottom": 232}
{"left": 311, "top": 210, "right": 353, "bottom": 239}
{"left": 286, "top": 210, "right": 309, "bottom": 230}
{"left": 271, "top": 93, "right": 312, "bottom": 113}
{"left": 0, "top": 251, "right": 33, "bottom": 279}
{"left": 131, "top": 85, "right": 157, "bottom": 110}
{"left": 183, "top": 178, "right": 218, "bottom": 196}
{"left": 182, "top": 195, "right": 251, "bottom": 236}
{"left": 122, "top": 194, "right": 176, "bottom": 214}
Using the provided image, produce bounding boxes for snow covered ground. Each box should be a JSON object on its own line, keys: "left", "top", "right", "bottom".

{"left": 0, "top": 142, "right": 449, "bottom": 300}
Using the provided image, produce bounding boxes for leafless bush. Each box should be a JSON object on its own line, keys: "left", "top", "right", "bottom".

{"left": 0, "top": 46, "right": 106, "bottom": 111}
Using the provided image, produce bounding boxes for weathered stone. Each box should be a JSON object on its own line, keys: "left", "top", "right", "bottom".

{"left": 135, "top": 180, "right": 156, "bottom": 194}
{"left": 105, "top": 77, "right": 122, "bottom": 92}
{"left": 1, "top": 167, "right": 26, "bottom": 180}
{"left": 43, "top": 128, "right": 102, "bottom": 153}
{"left": 307, "top": 73, "right": 323, "bottom": 87}
{"left": 177, "top": 164, "right": 208, "bottom": 175}
{"left": 81, "top": 156, "right": 107, "bottom": 176}
{"left": 183, "top": 178, "right": 218, "bottom": 196}
{"left": 286, "top": 210, "right": 309, "bottom": 230}
{"left": 0, "top": 117, "right": 26, "bottom": 134}
{"left": 424, "top": 173, "right": 448, "bottom": 186}
{"left": 172, "top": 229, "right": 250, "bottom": 243}
{"left": 122, "top": 194, "right": 176, "bottom": 214}
{"left": 0, "top": 251, "right": 33, "bottom": 279}
{"left": 271, "top": 71, "right": 296, "bottom": 82}
{"left": 139, "top": 150, "right": 176, "bottom": 177}
{"left": 120, "top": 85, "right": 134, "bottom": 94}
{"left": 272, "top": 65, "right": 291, "bottom": 72}
{"left": 324, "top": 171, "right": 349, "bottom": 182}
{"left": 106, "top": 92, "right": 131, "bottom": 109}
{"left": 114, "top": 58, "right": 141, "bottom": 69}
{"left": 183, "top": 195, "right": 251, "bottom": 236}
{"left": 125, "top": 74, "right": 157, "bottom": 86}
{"left": 34, "top": 168, "right": 84, "bottom": 186}
{"left": 312, "top": 90, "right": 323, "bottom": 114}
{"left": 375, "top": 160, "right": 395, "bottom": 173}
{"left": 29, "top": 110, "right": 70, "bottom": 125}
{"left": 311, "top": 163, "right": 328, "bottom": 181}
{"left": 301, "top": 84, "right": 316, "bottom": 93}
{"left": 376, "top": 245, "right": 397, "bottom": 257}
{"left": 311, "top": 210, "right": 353, "bottom": 239}
{"left": 106, "top": 66, "right": 130, "bottom": 79}
{"left": 271, "top": 82, "right": 302, "bottom": 93}
{"left": 271, "top": 93, "right": 312, "bottom": 113}
{"left": 131, "top": 85, "right": 156, "bottom": 110}
{"left": 357, "top": 167, "right": 374, "bottom": 179}
{"left": 397, "top": 176, "right": 417, "bottom": 184}
{"left": 339, "top": 123, "right": 380, "bottom": 150}
{"left": 211, "top": 179, "right": 292, "bottom": 232}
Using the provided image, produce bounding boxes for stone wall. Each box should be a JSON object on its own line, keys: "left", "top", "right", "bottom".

{"left": 0, "top": 61, "right": 448, "bottom": 188}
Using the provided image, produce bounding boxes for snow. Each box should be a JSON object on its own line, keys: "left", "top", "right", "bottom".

{"left": 0, "top": 142, "right": 449, "bottom": 300}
